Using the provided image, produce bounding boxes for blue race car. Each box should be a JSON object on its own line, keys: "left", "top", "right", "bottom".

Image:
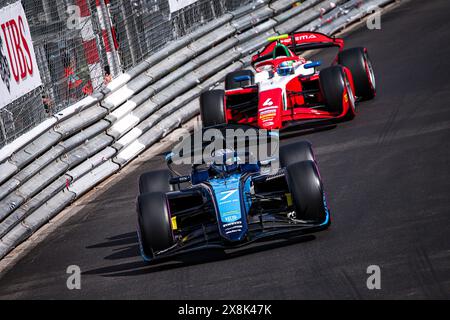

{"left": 136, "top": 136, "right": 330, "bottom": 262}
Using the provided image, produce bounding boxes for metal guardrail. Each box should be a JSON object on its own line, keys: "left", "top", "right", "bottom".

{"left": 0, "top": 0, "right": 395, "bottom": 260}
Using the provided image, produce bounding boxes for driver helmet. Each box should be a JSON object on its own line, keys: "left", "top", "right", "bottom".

{"left": 211, "top": 149, "right": 240, "bottom": 174}
{"left": 277, "top": 60, "right": 295, "bottom": 76}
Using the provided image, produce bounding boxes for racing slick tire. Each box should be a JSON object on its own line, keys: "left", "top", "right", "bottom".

{"left": 200, "top": 89, "right": 227, "bottom": 128}
{"left": 225, "top": 69, "right": 255, "bottom": 90}
{"left": 137, "top": 192, "right": 174, "bottom": 259}
{"left": 338, "top": 47, "right": 376, "bottom": 100}
{"left": 320, "top": 65, "right": 356, "bottom": 119}
{"left": 139, "top": 169, "right": 173, "bottom": 194}
{"left": 286, "top": 161, "right": 329, "bottom": 224}
{"left": 280, "top": 141, "right": 314, "bottom": 168}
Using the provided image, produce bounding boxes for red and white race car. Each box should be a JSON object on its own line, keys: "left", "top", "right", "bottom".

{"left": 200, "top": 31, "right": 376, "bottom": 130}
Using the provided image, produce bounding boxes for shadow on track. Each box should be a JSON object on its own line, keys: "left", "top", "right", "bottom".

{"left": 280, "top": 122, "right": 337, "bottom": 139}
{"left": 82, "top": 232, "right": 317, "bottom": 277}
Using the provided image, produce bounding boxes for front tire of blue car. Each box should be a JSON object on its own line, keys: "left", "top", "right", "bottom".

{"left": 137, "top": 192, "right": 174, "bottom": 260}
{"left": 280, "top": 140, "right": 315, "bottom": 168}
{"left": 139, "top": 169, "right": 173, "bottom": 194}
{"left": 286, "top": 160, "right": 329, "bottom": 225}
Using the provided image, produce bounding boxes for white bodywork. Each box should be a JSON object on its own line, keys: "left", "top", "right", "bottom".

{"left": 254, "top": 60, "right": 315, "bottom": 90}
{"left": 253, "top": 60, "right": 315, "bottom": 110}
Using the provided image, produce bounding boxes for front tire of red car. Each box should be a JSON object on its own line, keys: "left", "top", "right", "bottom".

{"left": 200, "top": 89, "right": 227, "bottom": 128}
{"left": 338, "top": 47, "right": 376, "bottom": 100}
{"left": 320, "top": 65, "right": 355, "bottom": 118}
{"left": 225, "top": 69, "right": 255, "bottom": 90}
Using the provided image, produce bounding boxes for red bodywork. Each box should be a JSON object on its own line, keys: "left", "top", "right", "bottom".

{"left": 223, "top": 32, "right": 356, "bottom": 130}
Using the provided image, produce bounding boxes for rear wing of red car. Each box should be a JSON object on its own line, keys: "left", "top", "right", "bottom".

{"left": 252, "top": 31, "right": 344, "bottom": 65}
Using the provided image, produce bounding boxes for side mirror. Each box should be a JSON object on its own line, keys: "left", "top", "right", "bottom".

{"left": 170, "top": 176, "right": 191, "bottom": 185}
{"left": 233, "top": 75, "right": 251, "bottom": 82}
{"left": 304, "top": 61, "right": 321, "bottom": 69}
{"left": 165, "top": 152, "right": 174, "bottom": 164}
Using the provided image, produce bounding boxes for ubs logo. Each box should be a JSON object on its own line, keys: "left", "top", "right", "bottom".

{"left": 0, "top": 36, "right": 11, "bottom": 92}
{"left": 1, "top": 15, "right": 35, "bottom": 90}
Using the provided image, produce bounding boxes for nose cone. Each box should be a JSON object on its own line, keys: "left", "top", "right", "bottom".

{"left": 210, "top": 174, "right": 248, "bottom": 242}
{"left": 258, "top": 88, "right": 283, "bottom": 129}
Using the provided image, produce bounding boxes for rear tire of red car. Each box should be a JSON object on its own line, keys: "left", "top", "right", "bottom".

{"left": 200, "top": 90, "right": 227, "bottom": 128}
{"left": 139, "top": 170, "right": 173, "bottom": 194}
{"left": 137, "top": 192, "right": 174, "bottom": 261}
{"left": 338, "top": 47, "right": 376, "bottom": 100}
{"left": 320, "top": 65, "right": 356, "bottom": 119}
{"left": 280, "top": 140, "right": 314, "bottom": 168}
{"left": 286, "top": 161, "right": 329, "bottom": 225}
{"left": 225, "top": 70, "right": 255, "bottom": 90}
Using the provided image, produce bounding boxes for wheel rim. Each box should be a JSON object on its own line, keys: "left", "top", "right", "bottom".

{"left": 364, "top": 52, "right": 376, "bottom": 92}
{"left": 345, "top": 75, "right": 356, "bottom": 112}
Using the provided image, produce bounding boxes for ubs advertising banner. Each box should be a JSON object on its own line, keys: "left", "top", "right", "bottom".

{"left": 0, "top": 1, "right": 42, "bottom": 109}
{"left": 168, "top": 0, "right": 199, "bottom": 13}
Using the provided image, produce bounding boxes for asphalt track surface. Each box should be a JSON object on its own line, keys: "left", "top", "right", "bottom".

{"left": 0, "top": 0, "right": 449, "bottom": 299}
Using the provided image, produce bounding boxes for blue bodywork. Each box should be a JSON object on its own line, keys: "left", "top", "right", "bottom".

{"left": 208, "top": 173, "right": 252, "bottom": 242}
{"left": 138, "top": 140, "right": 330, "bottom": 262}
{"left": 304, "top": 60, "right": 321, "bottom": 69}
{"left": 233, "top": 75, "right": 252, "bottom": 82}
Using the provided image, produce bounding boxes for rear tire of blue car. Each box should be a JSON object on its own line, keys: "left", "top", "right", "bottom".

{"left": 280, "top": 140, "right": 314, "bottom": 168}
{"left": 200, "top": 89, "right": 227, "bottom": 128}
{"left": 286, "top": 160, "right": 329, "bottom": 225}
{"left": 225, "top": 69, "right": 255, "bottom": 90}
{"left": 137, "top": 192, "right": 174, "bottom": 260}
{"left": 139, "top": 170, "right": 173, "bottom": 194}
